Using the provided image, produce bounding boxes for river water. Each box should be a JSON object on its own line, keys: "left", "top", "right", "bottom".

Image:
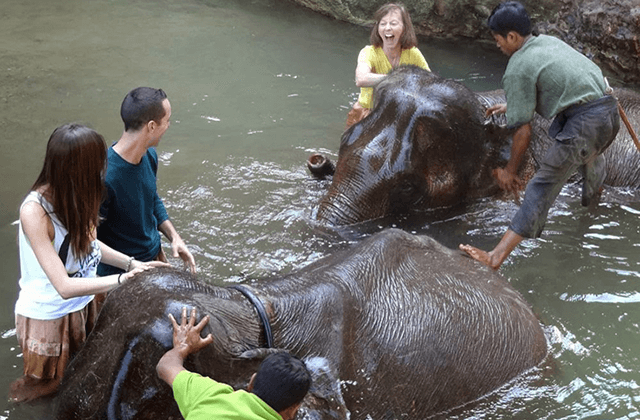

{"left": 0, "top": 0, "right": 638, "bottom": 418}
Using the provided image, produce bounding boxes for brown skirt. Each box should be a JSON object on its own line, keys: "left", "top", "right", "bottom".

{"left": 345, "top": 101, "right": 371, "bottom": 130}
{"left": 15, "top": 294, "right": 105, "bottom": 380}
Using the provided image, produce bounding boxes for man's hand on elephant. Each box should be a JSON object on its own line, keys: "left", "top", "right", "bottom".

{"left": 158, "top": 220, "right": 197, "bottom": 274}
{"left": 492, "top": 167, "right": 524, "bottom": 203}
{"left": 485, "top": 103, "right": 507, "bottom": 117}
{"left": 172, "top": 238, "right": 197, "bottom": 274}
{"left": 169, "top": 307, "right": 213, "bottom": 359}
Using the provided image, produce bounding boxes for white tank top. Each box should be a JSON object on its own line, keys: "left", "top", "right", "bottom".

{"left": 15, "top": 191, "right": 100, "bottom": 320}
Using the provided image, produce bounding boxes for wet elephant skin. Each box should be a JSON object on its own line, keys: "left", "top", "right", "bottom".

{"left": 54, "top": 229, "right": 547, "bottom": 420}
{"left": 317, "top": 66, "right": 522, "bottom": 226}
{"left": 317, "top": 66, "right": 640, "bottom": 226}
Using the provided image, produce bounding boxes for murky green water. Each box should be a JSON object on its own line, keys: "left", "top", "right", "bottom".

{"left": 0, "top": 0, "right": 638, "bottom": 418}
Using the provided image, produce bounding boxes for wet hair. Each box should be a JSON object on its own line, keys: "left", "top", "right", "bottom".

{"left": 31, "top": 124, "right": 107, "bottom": 258}
{"left": 120, "top": 87, "right": 168, "bottom": 132}
{"left": 369, "top": 3, "right": 419, "bottom": 49}
{"left": 251, "top": 352, "right": 312, "bottom": 413}
{"left": 487, "top": 1, "right": 532, "bottom": 37}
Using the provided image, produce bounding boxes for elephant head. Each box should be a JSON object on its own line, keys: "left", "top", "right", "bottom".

{"left": 317, "top": 66, "right": 523, "bottom": 226}
{"left": 316, "top": 67, "right": 640, "bottom": 226}
{"left": 53, "top": 269, "right": 348, "bottom": 420}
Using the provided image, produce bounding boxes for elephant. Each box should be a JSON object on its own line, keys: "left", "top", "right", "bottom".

{"left": 54, "top": 228, "right": 547, "bottom": 420}
{"left": 314, "top": 65, "right": 640, "bottom": 226}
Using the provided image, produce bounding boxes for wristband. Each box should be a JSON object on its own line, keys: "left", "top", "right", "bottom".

{"left": 126, "top": 256, "right": 134, "bottom": 272}
{"left": 118, "top": 273, "right": 123, "bottom": 285}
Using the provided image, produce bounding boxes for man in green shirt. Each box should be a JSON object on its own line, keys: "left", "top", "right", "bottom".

{"left": 459, "top": 1, "right": 620, "bottom": 269}
{"left": 156, "top": 307, "right": 311, "bottom": 420}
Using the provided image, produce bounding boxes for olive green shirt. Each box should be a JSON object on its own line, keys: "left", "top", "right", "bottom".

{"left": 503, "top": 34, "right": 605, "bottom": 128}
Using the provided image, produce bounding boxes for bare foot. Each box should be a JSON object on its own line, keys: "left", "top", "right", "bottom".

{"left": 459, "top": 244, "right": 499, "bottom": 270}
{"left": 9, "top": 376, "right": 60, "bottom": 403}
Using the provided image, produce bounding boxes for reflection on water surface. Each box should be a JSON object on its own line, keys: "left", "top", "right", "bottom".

{"left": 0, "top": 0, "right": 638, "bottom": 419}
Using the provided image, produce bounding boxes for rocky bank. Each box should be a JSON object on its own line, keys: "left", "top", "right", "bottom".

{"left": 290, "top": 0, "right": 640, "bottom": 86}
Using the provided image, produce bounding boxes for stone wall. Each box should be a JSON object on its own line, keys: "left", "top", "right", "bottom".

{"left": 291, "top": 0, "right": 639, "bottom": 86}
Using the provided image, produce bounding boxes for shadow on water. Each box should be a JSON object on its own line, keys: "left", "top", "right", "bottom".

{"left": 311, "top": 201, "right": 493, "bottom": 249}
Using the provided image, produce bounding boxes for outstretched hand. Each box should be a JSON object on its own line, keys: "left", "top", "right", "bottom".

{"left": 172, "top": 239, "right": 197, "bottom": 274}
{"left": 485, "top": 103, "right": 507, "bottom": 117}
{"left": 169, "top": 307, "right": 213, "bottom": 359}
{"left": 157, "top": 306, "right": 214, "bottom": 386}
{"left": 492, "top": 167, "right": 524, "bottom": 203}
{"left": 123, "top": 260, "right": 171, "bottom": 283}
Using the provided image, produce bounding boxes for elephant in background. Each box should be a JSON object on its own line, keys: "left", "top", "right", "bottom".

{"left": 54, "top": 229, "right": 547, "bottom": 420}
{"left": 478, "top": 86, "right": 640, "bottom": 189}
{"left": 314, "top": 66, "right": 640, "bottom": 226}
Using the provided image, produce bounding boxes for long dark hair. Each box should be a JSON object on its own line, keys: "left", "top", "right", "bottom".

{"left": 369, "top": 3, "right": 419, "bottom": 49}
{"left": 32, "top": 124, "right": 107, "bottom": 258}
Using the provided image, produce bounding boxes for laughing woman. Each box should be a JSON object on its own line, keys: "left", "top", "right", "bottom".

{"left": 10, "top": 124, "right": 167, "bottom": 402}
{"left": 346, "top": 3, "right": 431, "bottom": 129}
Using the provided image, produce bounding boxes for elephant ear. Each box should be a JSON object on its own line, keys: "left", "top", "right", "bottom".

{"left": 299, "top": 357, "right": 350, "bottom": 420}
{"left": 483, "top": 120, "right": 516, "bottom": 165}
{"left": 236, "top": 350, "right": 350, "bottom": 419}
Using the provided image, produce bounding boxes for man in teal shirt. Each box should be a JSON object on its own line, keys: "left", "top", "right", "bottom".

{"left": 98, "top": 87, "right": 196, "bottom": 275}
{"left": 460, "top": 1, "right": 620, "bottom": 269}
{"left": 156, "top": 307, "right": 311, "bottom": 420}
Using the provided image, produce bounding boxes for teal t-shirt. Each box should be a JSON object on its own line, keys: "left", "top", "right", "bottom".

{"left": 172, "top": 371, "right": 282, "bottom": 420}
{"left": 503, "top": 34, "right": 605, "bottom": 128}
{"left": 97, "top": 145, "right": 169, "bottom": 275}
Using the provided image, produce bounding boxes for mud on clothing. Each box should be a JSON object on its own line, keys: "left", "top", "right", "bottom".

{"left": 97, "top": 145, "right": 169, "bottom": 275}
{"left": 501, "top": 35, "right": 620, "bottom": 238}
{"left": 173, "top": 371, "right": 282, "bottom": 420}
{"left": 356, "top": 45, "right": 430, "bottom": 109}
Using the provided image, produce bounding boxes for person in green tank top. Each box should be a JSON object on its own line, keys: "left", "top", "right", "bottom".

{"left": 459, "top": 1, "right": 620, "bottom": 270}
{"left": 157, "top": 307, "right": 311, "bottom": 420}
{"left": 346, "top": 2, "right": 431, "bottom": 129}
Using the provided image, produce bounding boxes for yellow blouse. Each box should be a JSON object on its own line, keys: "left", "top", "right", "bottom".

{"left": 357, "top": 45, "right": 430, "bottom": 109}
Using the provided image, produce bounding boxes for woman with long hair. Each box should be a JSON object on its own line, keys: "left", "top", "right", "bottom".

{"left": 346, "top": 3, "right": 432, "bottom": 128}
{"left": 10, "top": 123, "right": 167, "bottom": 402}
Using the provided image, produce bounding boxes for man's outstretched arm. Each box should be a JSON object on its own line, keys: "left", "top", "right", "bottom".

{"left": 157, "top": 307, "right": 213, "bottom": 386}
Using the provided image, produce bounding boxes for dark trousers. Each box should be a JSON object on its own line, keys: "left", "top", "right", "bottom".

{"left": 510, "top": 95, "right": 620, "bottom": 238}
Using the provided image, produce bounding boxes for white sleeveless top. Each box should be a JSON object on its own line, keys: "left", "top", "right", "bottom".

{"left": 15, "top": 191, "right": 100, "bottom": 320}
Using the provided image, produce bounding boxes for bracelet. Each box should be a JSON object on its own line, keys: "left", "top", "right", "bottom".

{"left": 126, "top": 256, "right": 134, "bottom": 272}
{"left": 117, "top": 273, "right": 123, "bottom": 285}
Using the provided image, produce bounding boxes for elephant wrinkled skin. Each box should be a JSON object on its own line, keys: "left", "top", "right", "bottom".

{"left": 54, "top": 229, "right": 547, "bottom": 420}
{"left": 316, "top": 66, "right": 640, "bottom": 226}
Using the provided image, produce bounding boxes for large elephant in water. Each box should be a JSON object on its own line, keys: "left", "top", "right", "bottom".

{"left": 315, "top": 66, "right": 640, "bottom": 226}
{"left": 54, "top": 229, "right": 547, "bottom": 419}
